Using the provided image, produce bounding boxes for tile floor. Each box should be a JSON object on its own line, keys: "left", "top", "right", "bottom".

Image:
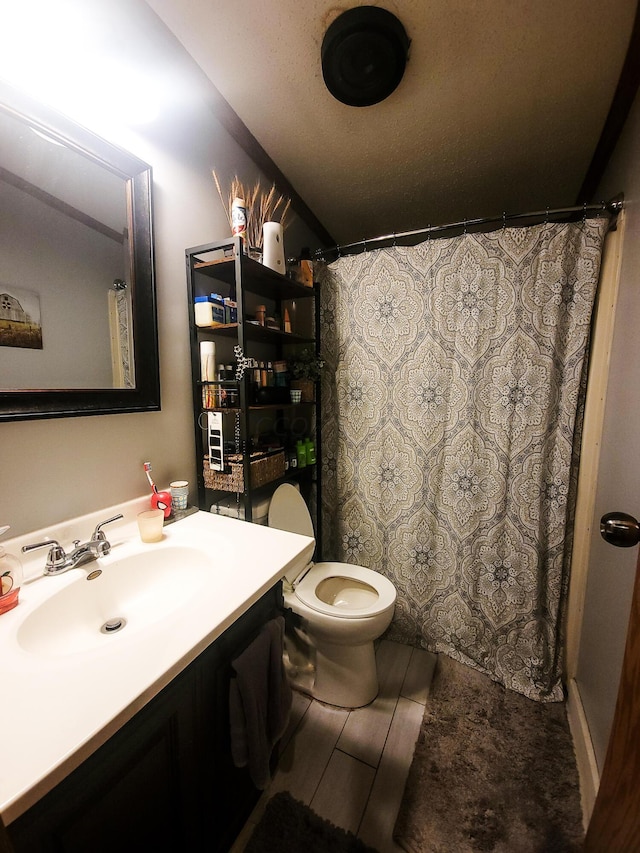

{"left": 231, "top": 639, "right": 438, "bottom": 853}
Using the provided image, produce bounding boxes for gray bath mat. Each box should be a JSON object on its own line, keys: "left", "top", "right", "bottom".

{"left": 245, "top": 791, "right": 378, "bottom": 853}
{"left": 394, "top": 654, "right": 584, "bottom": 852}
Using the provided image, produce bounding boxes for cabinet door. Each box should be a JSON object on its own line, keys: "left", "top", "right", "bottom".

{"left": 8, "top": 668, "right": 200, "bottom": 853}
{"left": 195, "top": 588, "right": 280, "bottom": 851}
{"left": 8, "top": 586, "right": 282, "bottom": 853}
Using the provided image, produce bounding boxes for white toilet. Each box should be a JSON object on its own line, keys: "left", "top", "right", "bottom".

{"left": 269, "top": 484, "right": 397, "bottom": 708}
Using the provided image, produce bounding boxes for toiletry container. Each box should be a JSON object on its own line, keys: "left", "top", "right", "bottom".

{"left": 0, "top": 526, "right": 23, "bottom": 615}
{"left": 210, "top": 494, "right": 271, "bottom": 525}
{"left": 262, "top": 222, "right": 285, "bottom": 273}
{"left": 304, "top": 437, "right": 316, "bottom": 465}
{"left": 209, "top": 294, "right": 226, "bottom": 324}
{"left": 194, "top": 296, "right": 214, "bottom": 327}
{"left": 231, "top": 197, "right": 247, "bottom": 239}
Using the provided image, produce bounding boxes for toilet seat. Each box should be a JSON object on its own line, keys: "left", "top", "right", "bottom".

{"left": 269, "top": 484, "right": 395, "bottom": 620}
{"left": 294, "top": 561, "right": 396, "bottom": 620}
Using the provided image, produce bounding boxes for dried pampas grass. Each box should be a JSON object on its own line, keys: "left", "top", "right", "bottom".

{"left": 213, "top": 171, "right": 291, "bottom": 249}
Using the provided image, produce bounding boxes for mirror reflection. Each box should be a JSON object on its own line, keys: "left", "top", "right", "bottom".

{"left": 0, "top": 81, "right": 159, "bottom": 422}
{"left": 0, "top": 104, "right": 133, "bottom": 390}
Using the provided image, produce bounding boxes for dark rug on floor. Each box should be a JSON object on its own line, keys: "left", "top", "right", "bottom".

{"left": 245, "top": 791, "right": 379, "bottom": 853}
{"left": 394, "top": 655, "right": 584, "bottom": 853}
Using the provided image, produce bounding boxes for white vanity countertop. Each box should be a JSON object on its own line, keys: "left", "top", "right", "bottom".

{"left": 0, "top": 498, "right": 315, "bottom": 825}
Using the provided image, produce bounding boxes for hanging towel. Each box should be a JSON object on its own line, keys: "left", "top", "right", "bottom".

{"left": 229, "top": 616, "right": 292, "bottom": 789}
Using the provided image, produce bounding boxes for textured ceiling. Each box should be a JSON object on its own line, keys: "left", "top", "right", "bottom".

{"left": 147, "top": 0, "right": 636, "bottom": 246}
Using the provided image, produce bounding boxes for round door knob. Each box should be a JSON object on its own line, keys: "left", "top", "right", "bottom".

{"left": 600, "top": 512, "right": 640, "bottom": 548}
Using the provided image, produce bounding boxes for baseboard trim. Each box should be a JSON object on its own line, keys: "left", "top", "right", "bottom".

{"left": 566, "top": 677, "right": 600, "bottom": 829}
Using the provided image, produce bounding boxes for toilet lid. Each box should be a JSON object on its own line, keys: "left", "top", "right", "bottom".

{"left": 269, "top": 484, "right": 316, "bottom": 585}
{"left": 269, "top": 483, "right": 315, "bottom": 538}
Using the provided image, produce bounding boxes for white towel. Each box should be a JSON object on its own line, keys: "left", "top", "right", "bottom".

{"left": 229, "top": 616, "right": 292, "bottom": 789}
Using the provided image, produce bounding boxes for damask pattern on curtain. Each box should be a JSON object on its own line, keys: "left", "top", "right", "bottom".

{"left": 319, "top": 221, "right": 607, "bottom": 701}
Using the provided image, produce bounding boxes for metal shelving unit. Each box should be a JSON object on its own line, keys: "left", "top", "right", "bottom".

{"left": 185, "top": 236, "right": 321, "bottom": 545}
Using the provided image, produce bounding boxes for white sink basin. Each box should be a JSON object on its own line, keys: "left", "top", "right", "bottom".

{"left": 17, "top": 546, "right": 213, "bottom": 657}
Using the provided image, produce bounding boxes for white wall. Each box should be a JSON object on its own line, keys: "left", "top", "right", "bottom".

{"left": 576, "top": 89, "right": 640, "bottom": 768}
{"left": 0, "top": 0, "right": 319, "bottom": 537}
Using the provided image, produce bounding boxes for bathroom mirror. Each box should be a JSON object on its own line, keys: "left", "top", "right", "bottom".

{"left": 0, "top": 80, "right": 159, "bottom": 421}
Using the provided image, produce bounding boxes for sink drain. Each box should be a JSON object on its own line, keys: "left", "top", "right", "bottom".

{"left": 100, "top": 617, "right": 127, "bottom": 635}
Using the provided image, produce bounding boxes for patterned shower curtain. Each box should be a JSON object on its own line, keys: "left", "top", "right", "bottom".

{"left": 319, "top": 220, "right": 607, "bottom": 701}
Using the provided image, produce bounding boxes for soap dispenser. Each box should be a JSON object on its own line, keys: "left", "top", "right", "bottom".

{"left": 0, "top": 526, "right": 23, "bottom": 615}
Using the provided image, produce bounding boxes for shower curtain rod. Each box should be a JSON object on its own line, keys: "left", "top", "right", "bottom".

{"left": 314, "top": 197, "right": 624, "bottom": 261}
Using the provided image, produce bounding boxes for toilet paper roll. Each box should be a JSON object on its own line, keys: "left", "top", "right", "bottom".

{"left": 262, "top": 221, "right": 285, "bottom": 273}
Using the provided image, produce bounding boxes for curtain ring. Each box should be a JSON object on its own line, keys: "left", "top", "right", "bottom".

{"left": 463, "top": 218, "right": 468, "bottom": 235}
{"left": 582, "top": 202, "right": 587, "bottom": 224}
{"left": 362, "top": 238, "right": 367, "bottom": 253}
{"left": 502, "top": 211, "right": 507, "bottom": 230}
{"left": 392, "top": 232, "right": 397, "bottom": 248}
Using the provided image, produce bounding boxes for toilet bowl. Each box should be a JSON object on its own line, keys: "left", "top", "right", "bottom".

{"left": 269, "top": 484, "right": 396, "bottom": 708}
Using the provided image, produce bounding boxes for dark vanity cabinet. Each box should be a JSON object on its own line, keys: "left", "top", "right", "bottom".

{"left": 7, "top": 587, "right": 280, "bottom": 853}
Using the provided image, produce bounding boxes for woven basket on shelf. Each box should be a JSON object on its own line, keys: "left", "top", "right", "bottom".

{"left": 203, "top": 451, "right": 285, "bottom": 492}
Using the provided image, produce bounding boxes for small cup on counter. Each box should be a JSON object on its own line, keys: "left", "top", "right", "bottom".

{"left": 137, "top": 509, "right": 165, "bottom": 543}
{"left": 170, "top": 480, "right": 189, "bottom": 511}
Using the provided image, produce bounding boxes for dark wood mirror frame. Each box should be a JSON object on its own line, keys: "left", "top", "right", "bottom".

{"left": 0, "top": 81, "right": 160, "bottom": 422}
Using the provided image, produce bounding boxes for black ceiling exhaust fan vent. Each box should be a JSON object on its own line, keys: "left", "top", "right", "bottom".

{"left": 322, "top": 6, "right": 410, "bottom": 107}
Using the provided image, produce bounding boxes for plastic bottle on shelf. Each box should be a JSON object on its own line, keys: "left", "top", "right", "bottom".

{"left": 299, "top": 247, "right": 314, "bottom": 287}
{"left": 288, "top": 446, "right": 298, "bottom": 470}
{"left": 304, "top": 437, "right": 316, "bottom": 465}
{"left": 296, "top": 440, "right": 307, "bottom": 469}
{"left": 194, "top": 296, "right": 214, "bottom": 327}
{"left": 217, "top": 366, "right": 228, "bottom": 407}
{"left": 252, "top": 365, "right": 261, "bottom": 401}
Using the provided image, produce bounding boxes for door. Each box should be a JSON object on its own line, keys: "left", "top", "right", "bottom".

{"left": 584, "top": 514, "right": 640, "bottom": 851}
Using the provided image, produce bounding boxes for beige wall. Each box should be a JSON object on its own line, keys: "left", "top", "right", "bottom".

{"left": 576, "top": 88, "right": 640, "bottom": 769}
{"left": 0, "top": 1, "right": 319, "bottom": 538}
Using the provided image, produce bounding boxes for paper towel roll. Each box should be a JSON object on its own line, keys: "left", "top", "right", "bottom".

{"left": 200, "top": 341, "right": 216, "bottom": 381}
{"left": 262, "top": 221, "right": 285, "bottom": 273}
{"left": 200, "top": 341, "right": 216, "bottom": 408}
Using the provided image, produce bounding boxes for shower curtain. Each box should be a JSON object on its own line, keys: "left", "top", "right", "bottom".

{"left": 319, "top": 220, "right": 608, "bottom": 701}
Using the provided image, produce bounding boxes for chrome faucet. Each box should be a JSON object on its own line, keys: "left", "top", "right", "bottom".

{"left": 22, "top": 514, "right": 124, "bottom": 575}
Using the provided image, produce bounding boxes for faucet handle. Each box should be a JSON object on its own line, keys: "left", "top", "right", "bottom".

{"left": 91, "top": 513, "right": 124, "bottom": 542}
{"left": 21, "top": 539, "right": 68, "bottom": 572}
{"left": 90, "top": 514, "right": 124, "bottom": 557}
